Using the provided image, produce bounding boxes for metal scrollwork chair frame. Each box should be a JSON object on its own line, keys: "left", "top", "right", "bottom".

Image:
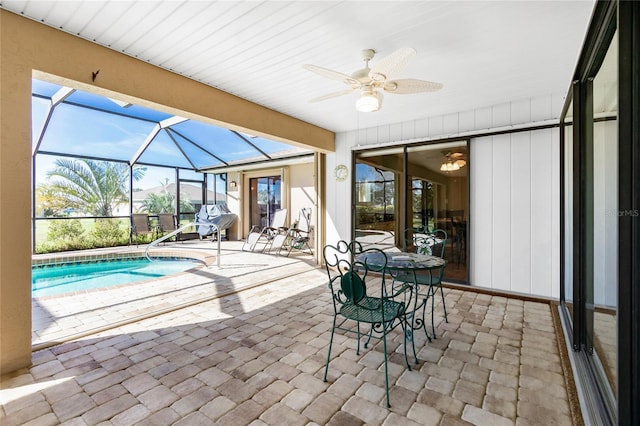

{"left": 323, "top": 240, "right": 416, "bottom": 408}
{"left": 397, "top": 226, "right": 449, "bottom": 338}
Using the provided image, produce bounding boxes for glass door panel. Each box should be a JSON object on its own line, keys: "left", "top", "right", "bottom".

{"left": 354, "top": 141, "right": 468, "bottom": 283}
{"left": 249, "top": 176, "right": 282, "bottom": 229}
{"left": 563, "top": 100, "right": 574, "bottom": 322}
{"left": 590, "top": 31, "right": 618, "bottom": 394}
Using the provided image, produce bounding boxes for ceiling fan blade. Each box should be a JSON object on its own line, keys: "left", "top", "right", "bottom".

{"left": 369, "top": 47, "right": 416, "bottom": 82}
{"left": 302, "top": 64, "right": 360, "bottom": 87}
{"left": 308, "top": 89, "right": 355, "bottom": 103}
{"left": 383, "top": 79, "right": 443, "bottom": 94}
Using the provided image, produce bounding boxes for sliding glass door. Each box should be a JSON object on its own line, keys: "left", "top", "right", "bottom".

{"left": 559, "top": 2, "right": 622, "bottom": 422}
{"left": 249, "top": 176, "right": 281, "bottom": 229}
{"left": 354, "top": 141, "right": 469, "bottom": 283}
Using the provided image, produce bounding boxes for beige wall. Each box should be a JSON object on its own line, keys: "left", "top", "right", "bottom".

{"left": 0, "top": 10, "right": 334, "bottom": 374}
{"left": 289, "top": 163, "right": 316, "bottom": 230}
{"left": 238, "top": 162, "right": 315, "bottom": 237}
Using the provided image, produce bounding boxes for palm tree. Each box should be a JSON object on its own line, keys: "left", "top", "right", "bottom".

{"left": 140, "top": 190, "right": 195, "bottom": 214}
{"left": 41, "top": 158, "right": 144, "bottom": 216}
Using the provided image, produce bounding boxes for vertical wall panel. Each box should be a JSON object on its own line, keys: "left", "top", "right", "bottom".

{"left": 356, "top": 127, "right": 367, "bottom": 145}
{"left": 377, "top": 124, "right": 391, "bottom": 144}
{"left": 415, "top": 118, "right": 429, "bottom": 139}
{"left": 459, "top": 110, "right": 475, "bottom": 133}
{"left": 531, "top": 95, "right": 552, "bottom": 122}
{"left": 492, "top": 103, "right": 511, "bottom": 128}
{"left": 389, "top": 123, "right": 402, "bottom": 142}
{"left": 530, "top": 129, "right": 554, "bottom": 297}
{"left": 470, "top": 136, "right": 493, "bottom": 287}
{"left": 510, "top": 132, "right": 532, "bottom": 294}
{"left": 475, "top": 106, "right": 492, "bottom": 129}
{"left": 402, "top": 120, "right": 416, "bottom": 140}
{"left": 511, "top": 99, "right": 531, "bottom": 125}
{"left": 443, "top": 113, "right": 459, "bottom": 135}
{"left": 429, "top": 115, "right": 443, "bottom": 137}
{"left": 551, "top": 94, "right": 565, "bottom": 119}
{"left": 365, "top": 127, "right": 378, "bottom": 144}
{"left": 491, "top": 134, "right": 512, "bottom": 291}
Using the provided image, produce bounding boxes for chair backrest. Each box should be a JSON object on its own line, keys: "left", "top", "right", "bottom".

{"left": 404, "top": 226, "right": 447, "bottom": 258}
{"left": 270, "top": 208, "right": 288, "bottom": 229}
{"left": 296, "top": 208, "right": 311, "bottom": 233}
{"left": 323, "top": 241, "right": 387, "bottom": 308}
{"left": 158, "top": 213, "right": 176, "bottom": 232}
{"left": 132, "top": 214, "right": 151, "bottom": 232}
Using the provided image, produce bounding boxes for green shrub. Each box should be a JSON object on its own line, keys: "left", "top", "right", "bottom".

{"left": 90, "top": 218, "right": 127, "bottom": 246}
{"left": 47, "top": 219, "right": 84, "bottom": 241}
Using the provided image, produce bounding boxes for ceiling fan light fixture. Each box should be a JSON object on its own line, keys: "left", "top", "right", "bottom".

{"left": 440, "top": 161, "right": 460, "bottom": 172}
{"left": 356, "top": 90, "right": 382, "bottom": 112}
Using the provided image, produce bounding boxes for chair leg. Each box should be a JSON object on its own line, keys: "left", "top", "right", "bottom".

{"left": 381, "top": 331, "right": 391, "bottom": 408}
{"left": 419, "top": 292, "right": 432, "bottom": 343}
{"left": 364, "top": 326, "right": 374, "bottom": 349}
{"left": 356, "top": 321, "right": 361, "bottom": 355}
{"left": 401, "top": 318, "right": 418, "bottom": 368}
{"left": 324, "top": 318, "right": 337, "bottom": 382}
{"left": 439, "top": 284, "right": 448, "bottom": 323}
{"left": 431, "top": 285, "right": 437, "bottom": 338}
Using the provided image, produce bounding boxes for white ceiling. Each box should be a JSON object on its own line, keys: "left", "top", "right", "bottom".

{"left": 1, "top": 1, "right": 595, "bottom": 134}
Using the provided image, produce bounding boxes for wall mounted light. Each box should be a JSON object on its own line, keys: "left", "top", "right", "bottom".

{"left": 229, "top": 181, "right": 237, "bottom": 188}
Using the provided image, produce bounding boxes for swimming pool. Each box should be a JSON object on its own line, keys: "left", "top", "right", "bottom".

{"left": 32, "top": 257, "right": 202, "bottom": 298}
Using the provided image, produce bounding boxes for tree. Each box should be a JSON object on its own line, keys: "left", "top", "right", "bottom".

{"left": 140, "top": 190, "right": 195, "bottom": 214}
{"left": 40, "top": 158, "right": 144, "bottom": 216}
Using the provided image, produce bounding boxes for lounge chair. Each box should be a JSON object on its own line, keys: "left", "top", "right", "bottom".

{"left": 242, "top": 208, "right": 288, "bottom": 252}
{"left": 278, "top": 208, "right": 313, "bottom": 256}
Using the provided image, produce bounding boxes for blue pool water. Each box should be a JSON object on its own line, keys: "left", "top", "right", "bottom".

{"left": 32, "top": 258, "right": 202, "bottom": 298}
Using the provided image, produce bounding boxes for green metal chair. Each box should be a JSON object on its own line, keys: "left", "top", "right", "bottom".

{"left": 396, "top": 226, "right": 449, "bottom": 339}
{"left": 323, "top": 240, "right": 415, "bottom": 408}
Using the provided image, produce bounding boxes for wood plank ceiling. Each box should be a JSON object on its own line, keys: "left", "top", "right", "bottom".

{"left": 1, "top": 1, "right": 595, "bottom": 133}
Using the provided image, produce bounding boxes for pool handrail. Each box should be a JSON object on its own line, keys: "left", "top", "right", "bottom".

{"left": 145, "top": 222, "right": 220, "bottom": 267}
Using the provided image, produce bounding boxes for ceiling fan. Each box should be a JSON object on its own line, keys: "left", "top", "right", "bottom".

{"left": 303, "top": 47, "right": 442, "bottom": 112}
{"left": 440, "top": 151, "right": 466, "bottom": 172}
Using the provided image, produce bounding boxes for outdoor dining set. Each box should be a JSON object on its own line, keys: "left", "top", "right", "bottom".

{"left": 322, "top": 227, "right": 449, "bottom": 408}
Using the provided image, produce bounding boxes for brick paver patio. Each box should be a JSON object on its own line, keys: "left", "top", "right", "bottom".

{"left": 1, "top": 244, "right": 578, "bottom": 425}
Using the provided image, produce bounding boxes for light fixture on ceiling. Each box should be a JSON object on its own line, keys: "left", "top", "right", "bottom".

{"left": 356, "top": 87, "right": 383, "bottom": 112}
{"left": 440, "top": 152, "right": 466, "bottom": 172}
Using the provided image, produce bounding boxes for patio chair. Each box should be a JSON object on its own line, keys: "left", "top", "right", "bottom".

{"left": 323, "top": 240, "right": 414, "bottom": 408}
{"left": 395, "top": 226, "right": 449, "bottom": 337}
{"left": 280, "top": 208, "right": 313, "bottom": 256}
{"left": 130, "top": 213, "right": 159, "bottom": 246}
{"left": 158, "top": 213, "right": 177, "bottom": 242}
{"left": 242, "top": 208, "right": 288, "bottom": 252}
{"left": 403, "top": 225, "right": 447, "bottom": 257}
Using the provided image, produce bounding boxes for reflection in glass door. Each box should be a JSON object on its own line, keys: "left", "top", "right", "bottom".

{"left": 411, "top": 179, "right": 435, "bottom": 229}
{"left": 590, "top": 30, "right": 618, "bottom": 396}
{"left": 249, "top": 176, "right": 281, "bottom": 229}
{"left": 560, "top": 16, "right": 618, "bottom": 424}
{"left": 354, "top": 141, "right": 468, "bottom": 283}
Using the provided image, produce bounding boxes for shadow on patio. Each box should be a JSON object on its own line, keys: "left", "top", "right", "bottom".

{"left": 31, "top": 240, "right": 318, "bottom": 348}
{"left": 5, "top": 257, "right": 580, "bottom": 425}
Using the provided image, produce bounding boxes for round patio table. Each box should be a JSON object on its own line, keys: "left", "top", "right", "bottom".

{"left": 355, "top": 251, "right": 447, "bottom": 342}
